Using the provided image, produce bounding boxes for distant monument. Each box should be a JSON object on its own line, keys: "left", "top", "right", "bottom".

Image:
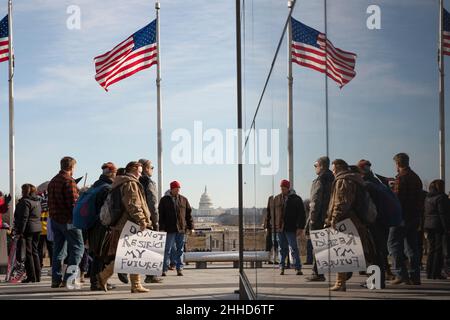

{"left": 198, "top": 186, "right": 214, "bottom": 215}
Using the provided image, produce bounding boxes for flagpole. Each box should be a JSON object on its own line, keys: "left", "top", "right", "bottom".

{"left": 287, "top": 0, "right": 294, "bottom": 186}
{"left": 8, "top": 0, "right": 15, "bottom": 214}
{"left": 156, "top": 1, "right": 163, "bottom": 200}
{"left": 439, "top": 0, "right": 446, "bottom": 182}
{"left": 324, "top": 0, "right": 329, "bottom": 158}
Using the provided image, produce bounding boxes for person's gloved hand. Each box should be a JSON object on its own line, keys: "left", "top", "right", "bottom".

{"left": 139, "top": 222, "right": 147, "bottom": 231}
{"left": 4, "top": 194, "right": 12, "bottom": 204}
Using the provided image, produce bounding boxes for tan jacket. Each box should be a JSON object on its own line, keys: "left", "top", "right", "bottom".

{"left": 325, "top": 170, "right": 375, "bottom": 263}
{"left": 265, "top": 194, "right": 284, "bottom": 232}
{"left": 107, "top": 174, "right": 152, "bottom": 256}
{"left": 326, "top": 171, "right": 363, "bottom": 226}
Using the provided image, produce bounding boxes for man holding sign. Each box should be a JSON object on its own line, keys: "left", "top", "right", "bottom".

{"left": 97, "top": 161, "right": 152, "bottom": 293}
{"left": 324, "top": 159, "right": 374, "bottom": 292}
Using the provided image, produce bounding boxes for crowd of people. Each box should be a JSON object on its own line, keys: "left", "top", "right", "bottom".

{"left": 1, "top": 156, "right": 194, "bottom": 293}
{"left": 265, "top": 153, "right": 450, "bottom": 291}
{"left": 1, "top": 152, "right": 450, "bottom": 294}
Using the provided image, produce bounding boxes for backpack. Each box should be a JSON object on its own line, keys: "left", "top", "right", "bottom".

{"left": 368, "top": 182, "right": 402, "bottom": 227}
{"left": 73, "top": 183, "right": 109, "bottom": 230}
{"left": 355, "top": 183, "right": 378, "bottom": 225}
{"left": 99, "top": 187, "right": 123, "bottom": 227}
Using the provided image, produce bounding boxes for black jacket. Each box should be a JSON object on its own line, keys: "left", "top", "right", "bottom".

{"left": 424, "top": 192, "right": 449, "bottom": 232}
{"left": 283, "top": 191, "right": 306, "bottom": 232}
{"left": 159, "top": 191, "right": 194, "bottom": 233}
{"left": 14, "top": 195, "right": 42, "bottom": 235}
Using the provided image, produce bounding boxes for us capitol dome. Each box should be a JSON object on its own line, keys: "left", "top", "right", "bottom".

{"left": 199, "top": 186, "right": 214, "bottom": 213}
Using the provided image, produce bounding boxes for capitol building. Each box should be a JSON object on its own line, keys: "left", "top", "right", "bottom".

{"left": 192, "top": 186, "right": 224, "bottom": 222}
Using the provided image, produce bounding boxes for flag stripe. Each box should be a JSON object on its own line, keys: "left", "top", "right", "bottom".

{"left": 101, "top": 59, "right": 157, "bottom": 90}
{"left": 95, "top": 45, "right": 156, "bottom": 82}
{"left": 292, "top": 42, "right": 356, "bottom": 80}
{"left": 95, "top": 38, "right": 134, "bottom": 71}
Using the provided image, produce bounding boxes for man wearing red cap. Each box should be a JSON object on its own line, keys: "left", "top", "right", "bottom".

{"left": 159, "top": 181, "right": 194, "bottom": 276}
{"left": 265, "top": 179, "right": 306, "bottom": 275}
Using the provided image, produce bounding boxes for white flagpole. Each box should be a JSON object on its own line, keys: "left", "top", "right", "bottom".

{"left": 156, "top": 1, "right": 163, "bottom": 200}
{"left": 287, "top": 0, "right": 294, "bottom": 186}
{"left": 324, "top": 0, "right": 329, "bottom": 158}
{"left": 8, "top": 0, "right": 15, "bottom": 214}
{"left": 439, "top": 0, "right": 446, "bottom": 182}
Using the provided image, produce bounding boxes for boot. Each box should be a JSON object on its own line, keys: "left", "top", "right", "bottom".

{"left": 130, "top": 274, "right": 150, "bottom": 293}
{"left": 385, "top": 265, "right": 395, "bottom": 281}
{"left": 330, "top": 273, "right": 347, "bottom": 292}
{"left": 79, "top": 272, "right": 86, "bottom": 283}
{"left": 97, "top": 263, "right": 114, "bottom": 292}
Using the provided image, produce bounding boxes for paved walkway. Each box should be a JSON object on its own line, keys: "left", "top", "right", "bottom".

{"left": 1, "top": 264, "right": 449, "bottom": 300}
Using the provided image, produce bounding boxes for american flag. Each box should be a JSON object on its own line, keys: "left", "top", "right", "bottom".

{"left": 95, "top": 20, "right": 157, "bottom": 91}
{"left": 443, "top": 8, "right": 450, "bottom": 56}
{"left": 291, "top": 17, "right": 356, "bottom": 88}
{"left": 0, "top": 15, "right": 9, "bottom": 63}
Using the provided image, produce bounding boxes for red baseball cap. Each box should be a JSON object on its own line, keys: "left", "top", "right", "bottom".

{"left": 280, "top": 179, "right": 290, "bottom": 189}
{"left": 170, "top": 181, "right": 181, "bottom": 189}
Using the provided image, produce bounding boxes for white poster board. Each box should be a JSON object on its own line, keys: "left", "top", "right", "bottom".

{"left": 114, "top": 221, "right": 166, "bottom": 275}
{"left": 310, "top": 219, "right": 366, "bottom": 274}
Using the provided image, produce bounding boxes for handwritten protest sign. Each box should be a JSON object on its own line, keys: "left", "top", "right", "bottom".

{"left": 114, "top": 221, "right": 167, "bottom": 275}
{"left": 310, "top": 219, "right": 366, "bottom": 274}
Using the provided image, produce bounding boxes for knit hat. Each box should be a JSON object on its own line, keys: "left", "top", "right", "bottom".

{"left": 170, "top": 181, "right": 181, "bottom": 189}
{"left": 138, "top": 158, "right": 151, "bottom": 167}
{"left": 280, "top": 179, "right": 290, "bottom": 189}
{"left": 357, "top": 159, "right": 372, "bottom": 173}
{"left": 101, "top": 162, "right": 118, "bottom": 174}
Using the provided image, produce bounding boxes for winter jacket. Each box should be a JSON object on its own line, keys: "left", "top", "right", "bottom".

{"left": 424, "top": 192, "right": 449, "bottom": 233}
{"left": 48, "top": 170, "right": 79, "bottom": 224}
{"left": 107, "top": 174, "right": 152, "bottom": 256}
{"left": 308, "top": 169, "right": 334, "bottom": 230}
{"left": 159, "top": 190, "right": 193, "bottom": 233}
{"left": 393, "top": 167, "right": 423, "bottom": 228}
{"left": 265, "top": 190, "right": 306, "bottom": 233}
{"left": 14, "top": 195, "right": 42, "bottom": 235}
{"left": 325, "top": 170, "right": 375, "bottom": 264}
{"left": 139, "top": 174, "right": 159, "bottom": 231}
{"left": 326, "top": 171, "right": 364, "bottom": 225}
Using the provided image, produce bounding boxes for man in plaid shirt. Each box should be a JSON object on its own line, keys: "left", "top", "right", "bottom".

{"left": 47, "top": 156, "right": 84, "bottom": 288}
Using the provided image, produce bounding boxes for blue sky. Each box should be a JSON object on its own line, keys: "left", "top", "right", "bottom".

{"left": 0, "top": 0, "right": 446, "bottom": 209}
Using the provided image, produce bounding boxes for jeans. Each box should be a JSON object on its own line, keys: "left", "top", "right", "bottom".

{"left": 388, "top": 224, "right": 420, "bottom": 281}
{"left": 51, "top": 221, "right": 84, "bottom": 283}
{"left": 274, "top": 231, "right": 301, "bottom": 270}
{"left": 170, "top": 241, "right": 177, "bottom": 265}
{"left": 164, "top": 232, "right": 185, "bottom": 272}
